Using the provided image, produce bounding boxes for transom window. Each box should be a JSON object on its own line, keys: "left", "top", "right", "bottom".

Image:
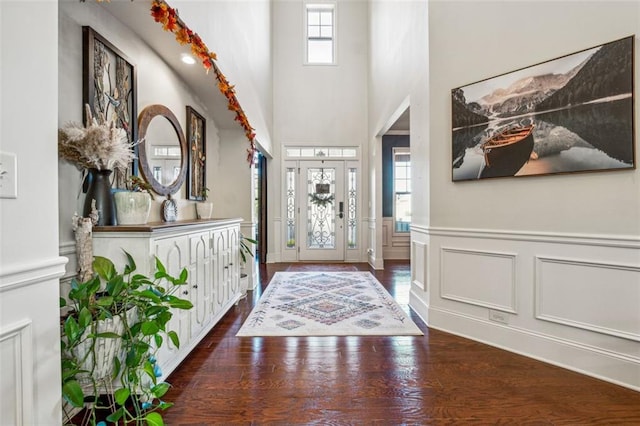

{"left": 393, "top": 147, "right": 411, "bottom": 233}
{"left": 285, "top": 146, "right": 357, "bottom": 159}
{"left": 306, "top": 3, "right": 335, "bottom": 64}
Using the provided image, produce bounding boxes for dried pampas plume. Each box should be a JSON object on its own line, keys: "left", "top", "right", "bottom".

{"left": 58, "top": 104, "right": 136, "bottom": 172}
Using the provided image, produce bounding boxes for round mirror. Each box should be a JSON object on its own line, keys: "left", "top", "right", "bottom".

{"left": 137, "top": 104, "right": 188, "bottom": 196}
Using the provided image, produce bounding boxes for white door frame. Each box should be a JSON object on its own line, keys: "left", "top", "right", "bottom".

{"left": 298, "top": 160, "right": 345, "bottom": 261}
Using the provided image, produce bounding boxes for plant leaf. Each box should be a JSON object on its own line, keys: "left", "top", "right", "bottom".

{"left": 141, "top": 321, "right": 160, "bottom": 336}
{"left": 155, "top": 257, "right": 167, "bottom": 275}
{"left": 151, "top": 382, "right": 170, "bottom": 398}
{"left": 95, "top": 295, "right": 114, "bottom": 307}
{"left": 60, "top": 297, "right": 67, "bottom": 308}
{"left": 178, "top": 268, "right": 188, "bottom": 284}
{"left": 106, "top": 407, "right": 125, "bottom": 423}
{"left": 114, "top": 388, "right": 130, "bottom": 406}
{"left": 93, "top": 256, "right": 116, "bottom": 281}
{"left": 106, "top": 275, "right": 125, "bottom": 298}
{"left": 158, "top": 401, "right": 174, "bottom": 410}
{"left": 145, "top": 412, "right": 164, "bottom": 426}
{"left": 168, "top": 330, "right": 180, "bottom": 348}
{"left": 62, "top": 380, "right": 85, "bottom": 407}
{"left": 145, "top": 305, "right": 167, "bottom": 317}
{"left": 163, "top": 295, "right": 193, "bottom": 310}
{"left": 123, "top": 250, "right": 137, "bottom": 275}
{"left": 77, "top": 307, "right": 92, "bottom": 328}
{"left": 64, "top": 316, "right": 81, "bottom": 345}
{"left": 154, "top": 334, "right": 163, "bottom": 348}
{"left": 144, "top": 360, "right": 156, "bottom": 380}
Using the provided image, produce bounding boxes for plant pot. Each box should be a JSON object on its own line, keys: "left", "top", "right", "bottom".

{"left": 196, "top": 202, "right": 213, "bottom": 219}
{"left": 114, "top": 191, "right": 152, "bottom": 225}
{"left": 83, "top": 168, "right": 116, "bottom": 226}
{"left": 70, "top": 307, "right": 137, "bottom": 386}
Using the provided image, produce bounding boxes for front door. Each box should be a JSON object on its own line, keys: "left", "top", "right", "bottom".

{"left": 299, "top": 160, "right": 345, "bottom": 261}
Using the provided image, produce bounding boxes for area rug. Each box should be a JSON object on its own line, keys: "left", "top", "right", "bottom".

{"left": 236, "top": 272, "right": 423, "bottom": 337}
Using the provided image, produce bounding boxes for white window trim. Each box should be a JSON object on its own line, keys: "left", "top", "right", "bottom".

{"left": 392, "top": 147, "right": 411, "bottom": 235}
{"left": 303, "top": 1, "right": 337, "bottom": 66}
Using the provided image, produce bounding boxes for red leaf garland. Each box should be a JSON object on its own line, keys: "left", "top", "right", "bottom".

{"left": 149, "top": 0, "right": 256, "bottom": 163}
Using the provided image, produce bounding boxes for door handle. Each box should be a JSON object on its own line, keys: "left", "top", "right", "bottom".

{"left": 338, "top": 201, "right": 344, "bottom": 219}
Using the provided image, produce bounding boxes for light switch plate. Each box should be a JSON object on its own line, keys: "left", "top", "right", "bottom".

{"left": 0, "top": 152, "right": 18, "bottom": 199}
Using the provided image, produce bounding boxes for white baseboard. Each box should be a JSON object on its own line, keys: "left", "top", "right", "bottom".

{"left": 428, "top": 307, "right": 640, "bottom": 392}
{"left": 409, "top": 287, "right": 429, "bottom": 325}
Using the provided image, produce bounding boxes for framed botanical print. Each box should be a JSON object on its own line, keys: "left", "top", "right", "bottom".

{"left": 186, "top": 106, "right": 206, "bottom": 201}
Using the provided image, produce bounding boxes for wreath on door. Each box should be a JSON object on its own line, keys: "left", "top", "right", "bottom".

{"left": 308, "top": 192, "right": 334, "bottom": 207}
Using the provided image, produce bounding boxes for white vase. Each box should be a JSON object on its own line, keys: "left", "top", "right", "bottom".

{"left": 196, "top": 202, "right": 213, "bottom": 219}
{"left": 114, "top": 191, "right": 152, "bottom": 225}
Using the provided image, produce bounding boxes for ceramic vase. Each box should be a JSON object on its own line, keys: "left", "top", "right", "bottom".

{"left": 83, "top": 168, "right": 116, "bottom": 226}
{"left": 114, "top": 191, "right": 152, "bottom": 225}
{"left": 196, "top": 202, "right": 213, "bottom": 219}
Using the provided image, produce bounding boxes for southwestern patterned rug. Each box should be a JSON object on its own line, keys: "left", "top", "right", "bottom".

{"left": 236, "top": 272, "right": 423, "bottom": 337}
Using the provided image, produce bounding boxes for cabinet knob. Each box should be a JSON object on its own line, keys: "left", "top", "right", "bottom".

{"left": 229, "top": 262, "right": 233, "bottom": 266}
{"left": 224, "top": 266, "right": 229, "bottom": 269}
{"left": 193, "top": 284, "right": 198, "bottom": 289}
{"left": 182, "top": 290, "right": 189, "bottom": 295}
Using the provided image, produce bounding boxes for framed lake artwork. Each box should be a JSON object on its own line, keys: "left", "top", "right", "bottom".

{"left": 83, "top": 26, "right": 138, "bottom": 187}
{"left": 451, "top": 35, "right": 635, "bottom": 181}
{"left": 186, "top": 106, "right": 207, "bottom": 201}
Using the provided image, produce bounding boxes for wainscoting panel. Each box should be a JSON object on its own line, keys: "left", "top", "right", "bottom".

{"left": 416, "top": 226, "right": 640, "bottom": 390}
{"left": 411, "top": 240, "right": 427, "bottom": 290}
{"left": 382, "top": 217, "right": 410, "bottom": 260}
{"left": 535, "top": 256, "right": 640, "bottom": 342}
{"left": 441, "top": 247, "right": 517, "bottom": 313}
{"left": 0, "top": 320, "right": 33, "bottom": 426}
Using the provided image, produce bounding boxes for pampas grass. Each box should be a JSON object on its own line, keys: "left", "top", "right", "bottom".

{"left": 58, "top": 104, "right": 135, "bottom": 171}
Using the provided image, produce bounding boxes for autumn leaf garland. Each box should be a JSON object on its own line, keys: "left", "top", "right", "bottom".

{"left": 150, "top": 0, "right": 257, "bottom": 163}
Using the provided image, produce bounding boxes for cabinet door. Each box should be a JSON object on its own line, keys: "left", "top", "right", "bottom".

{"left": 211, "top": 228, "right": 227, "bottom": 315}
{"left": 154, "top": 236, "right": 190, "bottom": 361}
{"left": 228, "top": 226, "right": 241, "bottom": 297}
{"left": 189, "top": 232, "right": 211, "bottom": 337}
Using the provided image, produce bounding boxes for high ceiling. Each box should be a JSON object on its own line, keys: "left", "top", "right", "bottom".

{"left": 101, "top": 2, "right": 409, "bottom": 137}
{"left": 100, "top": 1, "right": 239, "bottom": 130}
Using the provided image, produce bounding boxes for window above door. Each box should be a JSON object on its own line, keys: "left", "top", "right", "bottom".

{"left": 305, "top": 2, "right": 336, "bottom": 65}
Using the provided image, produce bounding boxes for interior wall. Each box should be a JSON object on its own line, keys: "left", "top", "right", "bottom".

{"left": 0, "top": 1, "right": 66, "bottom": 423}
{"left": 213, "top": 129, "right": 254, "bottom": 221}
{"left": 429, "top": 1, "right": 639, "bottom": 235}
{"left": 368, "top": 1, "right": 429, "bottom": 268}
{"left": 167, "top": 0, "right": 274, "bottom": 156}
{"left": 270, "top": 0, "right": 369, "bottom": 262}
{"left": 58, "top": 1, "right": 222, "bottom": 279}
{"left": 414, "top": 0, "right": 639, "bottom": 390}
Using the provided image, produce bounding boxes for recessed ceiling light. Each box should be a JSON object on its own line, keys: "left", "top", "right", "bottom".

{"left": 181, "top": 54, "right": 196, "bottom": 65}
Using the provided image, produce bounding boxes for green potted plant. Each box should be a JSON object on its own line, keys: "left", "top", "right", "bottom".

{"left": 239, "top": 233, "right": 257, "bottom": 295}
{"left": 195, "top": 187, "right": 213, "bottom": 219}
{"left": 61, "top": 251, "right": 192, "bottom": 425}
{"left": 114, "top": 176, "right": 155, "bottom": 225}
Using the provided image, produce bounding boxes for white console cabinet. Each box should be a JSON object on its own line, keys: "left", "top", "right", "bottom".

{"left": 92, "top": 218, "right": 242, "bottom": 379}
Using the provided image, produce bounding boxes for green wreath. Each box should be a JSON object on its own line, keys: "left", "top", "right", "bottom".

{"left": 309, "top": 192, "right": 334, "bottom": 207}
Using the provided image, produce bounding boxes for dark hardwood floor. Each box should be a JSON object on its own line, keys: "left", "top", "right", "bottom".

{"left": 161, "top": 261, "right": 640, "bottom": 425}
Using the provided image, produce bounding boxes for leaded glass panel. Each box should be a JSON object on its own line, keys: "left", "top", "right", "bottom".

{"left": 286, "top": 168, "right": 296, "bottom": 248}
{"left": 307, "top": 167, "right": 335, "bottom": 249}
{"left": 347, "top": 168, "right": 357, "bottom": 249}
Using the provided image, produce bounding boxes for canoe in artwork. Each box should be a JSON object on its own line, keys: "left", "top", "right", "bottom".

{"left": 480, "top": 124, "right": 535, "bottom": 178}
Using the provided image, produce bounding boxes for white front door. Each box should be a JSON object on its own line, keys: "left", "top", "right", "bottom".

{"left": 298, "top": 160, "right": 345, "bottom": 261}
